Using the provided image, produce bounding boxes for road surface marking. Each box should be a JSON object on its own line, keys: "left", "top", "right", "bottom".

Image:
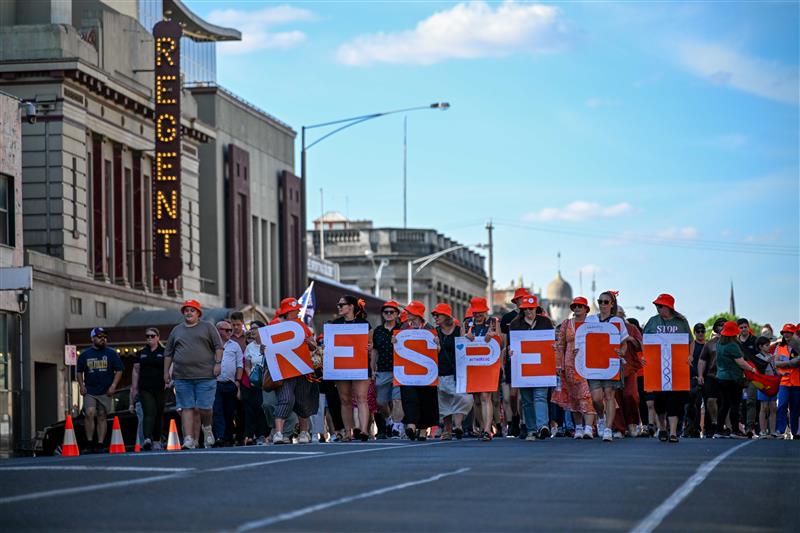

{"left": 629, "top": 440, "right": 753, "bottom": 533}
{"left": 0, "top": 472, "right": 187, "bottom": 505}
{"left": 116, "top": 450, "right": 324, "bottom": 457}
{"left": 205, "top": 440, "right": 454, "bottom": 473}
{"left": 232, "top": 467, "right": 471, "bottom": 532}
{"left": 0, "top": 465, "right": 191, "bottom": 472}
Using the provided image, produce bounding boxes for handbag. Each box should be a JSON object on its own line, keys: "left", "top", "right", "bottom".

{"left": 261, "top": 365, "right": 283, "bottom": 392}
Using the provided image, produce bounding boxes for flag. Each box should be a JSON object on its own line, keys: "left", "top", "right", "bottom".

{"left": 298, "top": 281, "right": 315, "bottom": 329}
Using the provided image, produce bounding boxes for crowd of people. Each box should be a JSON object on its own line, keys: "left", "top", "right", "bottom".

{"left": 75, "top": 290, "right": 800, "bottom": 452}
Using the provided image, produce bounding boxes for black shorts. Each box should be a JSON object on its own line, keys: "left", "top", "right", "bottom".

{"left": 653, "top": 391, "right": 689, "bottom": 418}
{"left": 702, "top": 374, "right": 721, "bottom": 400}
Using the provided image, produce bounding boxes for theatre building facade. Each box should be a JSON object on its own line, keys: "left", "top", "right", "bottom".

{"left": 0, "top": 0, "right": 304, "bottom": 453}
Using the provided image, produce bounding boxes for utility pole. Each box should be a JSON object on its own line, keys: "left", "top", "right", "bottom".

{"left": 403, "top": 116, "right": 408, "bottom": 228}
{"left": 319, "top": 188, "right": 325, "bottom": 260}
{"left": 486, "top": 220, "right": 494, "bottom": 312}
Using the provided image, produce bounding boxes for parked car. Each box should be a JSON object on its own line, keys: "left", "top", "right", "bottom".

{"left": 37, "top": 387, "right": 181, "bottom": 455}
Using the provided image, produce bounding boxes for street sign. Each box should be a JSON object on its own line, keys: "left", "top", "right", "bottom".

{"left": 64, "top": 345, "right": 77, "bottom": 366}
{"left": 0, "top": 266, "right": 32, "bottom": 290}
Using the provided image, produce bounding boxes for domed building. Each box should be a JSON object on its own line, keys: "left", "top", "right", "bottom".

{"left": 546, "top": 271, "right": 573, "bottom": 324}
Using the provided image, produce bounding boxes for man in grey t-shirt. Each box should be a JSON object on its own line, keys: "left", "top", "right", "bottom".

{"left": 164, "top": 300, "right": 223, "bottom": 449}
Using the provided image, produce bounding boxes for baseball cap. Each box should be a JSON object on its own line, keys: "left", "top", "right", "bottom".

{"left": 90, "top": 327, "right": 107, "bottom": 338}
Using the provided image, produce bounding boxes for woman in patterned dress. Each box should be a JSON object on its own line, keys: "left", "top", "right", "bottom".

{"left": 552, "top": 297, "right": 597, "bottom": 439}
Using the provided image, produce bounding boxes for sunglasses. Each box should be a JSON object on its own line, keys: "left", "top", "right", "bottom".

{"left": 598, "top": 299, "right": 612, "bottom": 305}
{"left": 336, "top": 303, "right": 351, "bottom": 308}
{"left": 382, "top": 309, "right": 397, "bottom": 314}
{"left": 145, "top": 334, "right": 157, "bottom": 338}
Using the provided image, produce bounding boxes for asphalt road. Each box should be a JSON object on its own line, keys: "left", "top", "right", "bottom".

{"left": 0, "top": 437, "right": 797, "bottom": 532}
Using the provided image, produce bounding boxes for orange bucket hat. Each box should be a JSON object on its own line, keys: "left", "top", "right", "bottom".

{"left": 518, "top": 295, "right": 539, "bottom": 309}
{"left": 511, "top": 287, "right": 529, "bottom": 302}
{"left": 181, "top": 299, "right": 202, "bottom": 316}
{"left": 720, "top": 321, "right": 740, "bottom": 337}
{"left": 468, "top": 297, "right": 489, "bottom": 314}
{"left": 405, "top": 300, "right": 426, "bottom": 319}
{"left": 780, "top": 323, "right": 797, "bottom": 334}
{"left": 432, "top": 303, "right": 453, "bottom": 318}
{"left": 652, "top": 293, "right": 675, "bottom": 310}
{"left": 276, "top": 297, "right": 302, "bottom": 317}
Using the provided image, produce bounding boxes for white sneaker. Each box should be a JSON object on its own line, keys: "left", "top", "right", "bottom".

{"left": 602, "top": 428, "right": 613, "bottom": 442}
{"left": 582, "top": 425, "right": 594, "bottom": 439}
{"left": 272, "top": 431, "right": 285, "bottom": 444}
{"left": 182, "top": 436, "right": 196, "bottom": 449}
{"left": 613, "top": 431, "right": 624, "bottom": 439}
{"left": 311, "top": 433, "right": 320, "bottom": 443}
{"left": 597, "top": 418, "right": 606, "bottom": 435}
{"left": 298, "top": 431, "right": 311, "bottom": 444}
{"left": 256, "top": 436, "right": 267, "bottom": 445}
{"left": 574, "top": 426, "right": 584, "bottom": 439}
{"left": 202, "top": 425, "right": 215, "bottom": 448}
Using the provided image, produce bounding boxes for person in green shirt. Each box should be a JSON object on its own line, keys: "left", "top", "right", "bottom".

{"left": 715, "top": 321, "right": 754, "bottom": 438}
{"left": 642, "top": 294, "right": 693, "bottom": 443}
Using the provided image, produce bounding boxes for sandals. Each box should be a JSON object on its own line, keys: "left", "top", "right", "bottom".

{"left": 481, "top": 431, "right": 493, "bottom": 442}
{"left": 668, "top": 434, "right": 679, "bottom": 443}
{"left": 405, "top": 427, "right": 417, "bottom": 441}
{"left": 454, "top": 428, "right": 464, "bottom": 440}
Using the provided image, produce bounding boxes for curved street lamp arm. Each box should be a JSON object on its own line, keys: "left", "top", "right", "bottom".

{"left": 306, "top": 115, "right": 380, "bottom": 151}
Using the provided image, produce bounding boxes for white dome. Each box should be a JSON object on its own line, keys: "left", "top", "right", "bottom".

{"left": 546, "top": 271, "right": 572, "bottom": 302}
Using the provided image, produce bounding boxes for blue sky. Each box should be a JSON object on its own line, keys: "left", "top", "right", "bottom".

{"left": 188, "top": 1, "right": 799, "bottom": 328}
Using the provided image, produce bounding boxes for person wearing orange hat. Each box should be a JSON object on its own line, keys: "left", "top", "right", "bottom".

{"left": 330, "top": 294, "right": 373, "bottom": 442}
{"left": 373, "top": 300, "right": 403, "bottom": 439}
{"left": 643, "top": 294, "right": 693, "bottom": 443}
{"left": 552, "top": 297, "right": 596, "bottom": 439}
{"left": 498, "top": 287, "right": 529, "bottom": 438}
{"left": 507, "top": 295, "right": 555, "bottom": 441}
{"left": 397, "top": 301, "right": 440, "bottom": 440}
{"left": 715, "top": 321, "right": 755, "bottom": 438}
{"left": 267, "top": 298, "right": 318, "bottom": 445}
{"left": 432, "top": 303, "right": 473, "bottom": 440}
{"left": 585, "top": 291, "right": 629, "bottom": 442}
{"left": 697, "top": 318, "right": 727, "bottom": 437}
{"left": 774, "top": 323, "right": 800, "bottom": 439}
{"left": 464, "top": 296, "right": 504, "bottom": 441}
{"left": 163, "top": 300, "right": 224, "bottom": 449}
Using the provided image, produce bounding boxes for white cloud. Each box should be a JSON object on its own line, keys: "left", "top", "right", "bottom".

{"left": 656, "top": 226, "right": 699, "bottom": 239}
{"left": 522, "top": 201, "right": 633, "bottom": 222}
{"left": 675, "top": 41, "right": 799, "bottom": 105}
{"left": 336, "top": 1, "right": 568, "bottom": 66}
{"left": 207, "top": 5, "right": 316, "bottom": 54}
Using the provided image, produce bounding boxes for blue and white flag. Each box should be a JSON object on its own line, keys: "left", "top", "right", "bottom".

{"left": 297, "top": 281, "right": 316, "bottom": 329}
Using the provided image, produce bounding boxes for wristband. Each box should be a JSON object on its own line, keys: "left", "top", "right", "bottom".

{"left": 215, "top": 360, "right": 222, "bottom": 364}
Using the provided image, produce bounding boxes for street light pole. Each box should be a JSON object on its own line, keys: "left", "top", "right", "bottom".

{"left": 403, "top": 116, "right": 407, "bottom": 228}
{"left": 407, "top": 243, "right": 482, "bottom": 302}
{"left": 486, "top": 219, "right": 494, "bottom": 311}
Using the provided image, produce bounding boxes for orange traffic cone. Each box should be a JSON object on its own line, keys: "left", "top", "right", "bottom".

{"left": 133, "top": 432, "right": 141, "bottom": 453}
{"left": 109, "top": 416, "right": 126, "bottom": 454}
{"left": 166, "top": 419, "right": 181, "bottom": 451}
{"left": 62, "top": 415, "right": 80, "bottom": 457}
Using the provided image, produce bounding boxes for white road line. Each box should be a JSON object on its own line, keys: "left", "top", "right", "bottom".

{"left": 629, "top": 440, "right": 753, "bottom": 533}
{"left": 232, "top": 467, "right": 471, "bottom": 532}
{"left": 116, "top": 450, "right": 324, "bottom": 457}
{"left": 0, "top": 466, "right": 191, "bottom": 472}
{"left": 205, "top": 440, "right": 453, "bottom": 473}
{"left": 0, "top": 472, "right": 187, "bottom": 505}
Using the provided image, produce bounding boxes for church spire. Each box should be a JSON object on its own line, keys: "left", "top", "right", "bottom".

{"left": 729, "top": 281, "right": 736, "bottom": 316}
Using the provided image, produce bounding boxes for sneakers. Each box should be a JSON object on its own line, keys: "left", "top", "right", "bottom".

{"left": 602, "top": 428, "right": 613, "bottom": 442}
{"left": 574, "top": 426, "right": 584, "bottom": 439}
{"left": 142, "top": 438, "right": 153, "bottom": 451}
{"left": 525, "top": 433, "right": 538, "bottom": 441}
{"left": 182, "top": 436, "right": 196, "bottom": 449}
{"left": 630, "top": 426, "right": 641, "bottom": 438}
{"left": 657, "top": 429, "right": 668, "bottom": 442}
{"left": 202, "top": 425, "right": 215, "bottom": 448}
{"left": 256, "top": 436, "right": 267, "bottom": 446}
{"left": 613, "top": 431, "right": 624, "bottom": 439}
{"left": 597, "top": 418, "right": 606, "bottom": 436}
{"left": 582, "top": 425, "right": 594, "bottom": 439}
{"left": 297, "top": 431, "right": 311, "bottom": 444}
{"left": 272, "top": 431, "right": 286, "bottom": 445}
{"left": 538, "top": 426, "right": 551, "bottom": 440}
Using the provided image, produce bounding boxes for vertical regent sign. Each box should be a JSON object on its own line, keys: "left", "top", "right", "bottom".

{"left": 152, "top": 21, "right": 182, "bottom": 280}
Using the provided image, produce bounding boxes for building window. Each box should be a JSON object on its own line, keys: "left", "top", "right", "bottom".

{"left": 95, "top": 301, "right": 107, "bottom": 318}
{"left": 0, "top": 174, "right": 14, "bottom": 246}
{"left": 70, "top": 297, "right": 82, "bottom": 315}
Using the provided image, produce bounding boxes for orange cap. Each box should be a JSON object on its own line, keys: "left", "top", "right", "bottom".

{"left": 511, "top": 287, "right": 530, "bottom": 302}
{"left": 432, "top": 303, "right": 453, "bottom": 318}
{"left": 276, "top": 297, "right": 302, "bottom": 317}
{"left": 780, "top": 323, "right": 797, "bottom": 334}
{"left": 570, "top": 297, "right": 589, "bottom": 310}
{"left": 382, "top": 300, "right": 401, "bottom": 311}
{"left": 181, "top": 299, "right": 202, "bottom": 316}
{"left": 518, "top": 295, "right": 539, "bottom": 309}
{"left": 653, "top": 293, "right": 675, "bottom": 310}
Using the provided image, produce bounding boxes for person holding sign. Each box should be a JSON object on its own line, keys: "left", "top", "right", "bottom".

{"left": 507, "top": 295, "right": 555, "bottom": 440}
{"left": 464, "top": 297, "right": 504, "bottom": 441}
{"left": 269, "top": 298, "right": 318, "bottom": 445}
{"left": 584, "top": 291, "right": 628, "bottom": 442}
{"left": 372, "top": 301, "right": 403, "bottom": 439}
{"left": 330, "top": 295, "right": 373, "bottom": 442}
{"left": 552, "top": 297, "right": 596, "bottom": 439}
{"left": 395, "top": 301, "right": 440, "bottom": 440}
{"left": 642, "top": 294, "right": 693, "bottom": 443}
{"left": 433, "top": 303, "right": 473, "bottom": 440}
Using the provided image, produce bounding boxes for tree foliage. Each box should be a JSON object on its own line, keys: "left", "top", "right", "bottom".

{"left": 704, "top": 312, "right": 764, "bottom": 336}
